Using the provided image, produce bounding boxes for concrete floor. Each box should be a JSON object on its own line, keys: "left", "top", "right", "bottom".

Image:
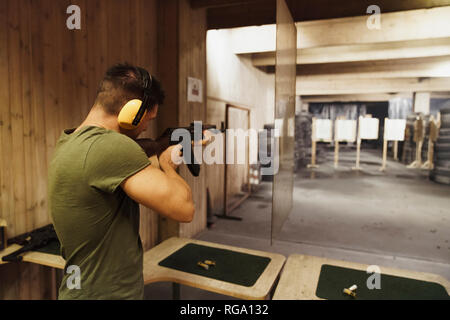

{"left": 144, "top": 147, "right": 450, "bottom": 300}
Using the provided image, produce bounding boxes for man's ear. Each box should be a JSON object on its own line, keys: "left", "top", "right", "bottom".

{"left": 148, "top": 104, "right": 159, "bottom": 119}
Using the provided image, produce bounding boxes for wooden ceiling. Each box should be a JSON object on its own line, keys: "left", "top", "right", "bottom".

{"left": 190, "top": 0, "right": 450, "bottom": 29}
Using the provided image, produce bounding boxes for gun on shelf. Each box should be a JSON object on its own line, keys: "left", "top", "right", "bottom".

{"left": 1, "top": 224, "right": 59, "bottom": 263}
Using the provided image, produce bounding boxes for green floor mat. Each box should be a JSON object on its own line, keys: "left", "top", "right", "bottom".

{"left": 316, "top": 264, "right": 449, "bottom": 300}
{"left": 158, "top": 243, "right": 271, "bottom": 287}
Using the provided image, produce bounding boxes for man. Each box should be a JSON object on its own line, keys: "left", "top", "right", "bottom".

{"left": 48, "top": 63, "right": 195, "bottom": 300}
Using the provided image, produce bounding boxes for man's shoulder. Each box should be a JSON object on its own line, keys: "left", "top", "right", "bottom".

{"left": 85, "top": 129, "right": 148, "bottom": 165}
{"left": 88, "top": 129, "right": 142, "bottom": 152}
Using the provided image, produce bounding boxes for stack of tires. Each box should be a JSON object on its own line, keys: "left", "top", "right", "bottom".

{"left": 294, "top": 112, "right": 312, "bottom": 172}
{"left": 431, "top": 108, "right": 450, "bottom": 185}
{"left": 421, "top": 114, "right": 431, "bottom": 161}
{"left": 401, "top": 113, "right": 420, "bottom": 164}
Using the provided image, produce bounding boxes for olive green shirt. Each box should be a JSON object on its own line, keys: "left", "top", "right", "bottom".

{"left": 48, "top": 126, "right": 151, "bottom": 300}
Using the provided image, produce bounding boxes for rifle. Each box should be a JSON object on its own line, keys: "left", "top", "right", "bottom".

{"left": 136, "top": 122, "right": 223, "bottom": 177}
{"left": 2, "top": 224, "right": 59, "bottom": 263}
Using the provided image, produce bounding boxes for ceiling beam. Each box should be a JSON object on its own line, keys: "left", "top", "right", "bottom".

{"left": 190, "top": 0, "right": 265, "bottom": 9}
{"left": 301, "top": 92, "right": 450, "bottom": 102}
{"left": 207, "top": 0, "right": 450, "bottom": 29}
{"left": 251, "top": 38, "right": 450, "bottom": 66}
{"left": 301, "top": 93, "right": 414, "bottom": 103}
{"left": 295, "top": 56, "right": 450, "bottom": 80}
{"left": 297, "top": 77, "right": 450, "bottom": 95}
{"left": 231, "top": 7, "right": 450, "bottom": 54}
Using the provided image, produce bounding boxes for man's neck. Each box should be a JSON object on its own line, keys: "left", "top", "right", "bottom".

{"left": 76, "top": 107, "right": 120, "bottom": 133}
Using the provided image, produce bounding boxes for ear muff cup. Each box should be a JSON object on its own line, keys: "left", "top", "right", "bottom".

{"left": 118, "top": 99, "right": 147, "bottom": 130}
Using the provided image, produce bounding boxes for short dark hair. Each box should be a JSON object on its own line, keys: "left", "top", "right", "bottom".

{"left": 94, "top": 63, "right": 165, "bottom": 115}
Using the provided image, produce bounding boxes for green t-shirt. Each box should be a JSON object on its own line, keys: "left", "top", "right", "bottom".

{"left": 48, "top": 126, "right": 151, "bottom": 300}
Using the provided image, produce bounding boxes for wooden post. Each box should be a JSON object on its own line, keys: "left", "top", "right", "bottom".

{"left": 307, "top": 117, "right": 319, "bottom": 169}
{"left": 352, "top": 116, "right": 362, "bottom": 170}
{"left": 380, "top": 118, "right": 388, "bottom": 171}
{"left": 393, "top": 141, "right": 399, "bottom": 161}
{"left": 334, "top": 141, "right": 339, "bottom": 168}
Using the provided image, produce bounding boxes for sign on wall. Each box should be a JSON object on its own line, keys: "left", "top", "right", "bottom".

{"left": 335, "top": 120, "right": 357, "bottom": 142}
{"left": 359, "top": 117, "right": 379, "bottom": 140}
{"left": 384, "top": 119, "right": 407, "bottom": 141}
{"left": 187, "top": 77, "right": 203, "bottom": 103}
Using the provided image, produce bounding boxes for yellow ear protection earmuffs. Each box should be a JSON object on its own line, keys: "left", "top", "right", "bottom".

{"left": 118, "top": 67, "right": 153, "bottom": 130}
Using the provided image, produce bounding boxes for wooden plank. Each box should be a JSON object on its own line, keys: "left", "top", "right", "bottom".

{"left": 136, "top": 0, "right": 159, "bottom": 251}
{"left": 61, "top": 0, "right": 80, "bottom": 128}
{"left": 0, "top": 0, "right": 13, "bottom": 237}
{"left": 251, "top": 38, "right": 450, "bottom": 66}
{"left": 178, "top": 0, "right": 208, "bottom": 239}
{"left": 41, "top": 0, "right": 60, "bottom": 177}
{"left": 301, "top": 93, "right": 413, "bottom": 103}
{"left": 297, "top": 77, "right": 450, "bottom": 95}
{"left": 86, "top": 0, "right": 108, "bottom": 107}
{"left": 143, "top": 237, "right": 286, "bottom": 300}
{"left": 191, "top": 0, "right": 264, "bottom": 9}
{"left": 233, "top": 8, "right": 450, "bottom": 54}
{"left": 18, "top": 0, "right": 34, "bottom": 300}
{"left": 20, "top": 0, "right": 36, "bottom": 234}
{"left": 7, "top": 0, "right": 27, "bottom": 238}
{"left": 29, "top": 0, "right": 50, "bottom": 229}
{"left": 295, "top": 56, "right": 450, "bottom": 80}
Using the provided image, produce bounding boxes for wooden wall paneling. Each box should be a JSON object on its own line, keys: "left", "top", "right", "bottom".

{"left": 41, "top": 0, "right": 61, "bottom": 188}
{"left": 0, "top": 0, "right": 162, "bottom": 299}
{"left": 0, "top": 0, "right": 17, "bottom": 301}
{"left": 178, "top": 0, "right": 207, "bottom": 238}
{"left": 20, "top": 0, "right": 35, "bottom": 235}
{"left": 74, "top": 0, "right": 90, "bottom": 123}
{"left": 86, "top": 0, "right": 108, "bottom": 106}
{"left": 0, "top": 263, "right": 20, "bottom": 299}
{"left": 18, "top": 0, "right": 34, "bottom": 299}
{"left": 60, "top": 0, "right": 75, "bottom": 130}
{"left": 137, "top": 0, "right": 152, "bottom": 251}
{"left": 64, "top": 0, "right": 88, "bottom": 127}
{"left": 8, "top": 0, "right": 27, "bottom": 239}
{"left": 156, "top": 0, "right": 180, "bottom": 242}
{"left": 107, "top": 0, "right": 132, "bottom": 64}
{"left": 0, "top": 0, "right": 13, "bottom": 240}
{"left": 29, "top": 0, "right": 50, "bottom": 228}
{"left": 135, "top": 0, "right": 159, "bottom": 251}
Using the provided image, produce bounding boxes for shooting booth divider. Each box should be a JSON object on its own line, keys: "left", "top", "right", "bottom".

{"left": 271, "top": 0, "right": 297, "bottom": 244}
